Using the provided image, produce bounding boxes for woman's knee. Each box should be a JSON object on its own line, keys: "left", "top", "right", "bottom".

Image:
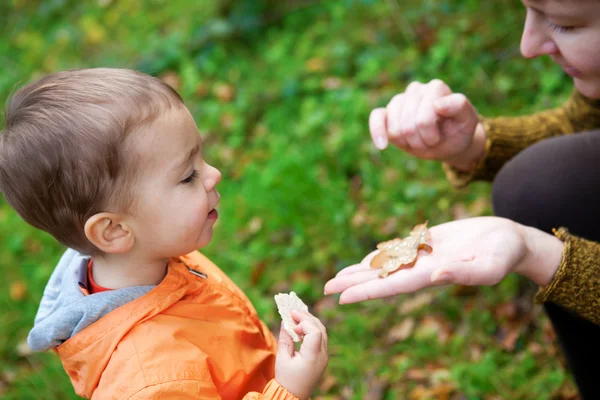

{"left": 491, "top": 149, "right": 548, "bottom": 230}
{"left": 492, "top": 130, "right": 600, "bottom": 238}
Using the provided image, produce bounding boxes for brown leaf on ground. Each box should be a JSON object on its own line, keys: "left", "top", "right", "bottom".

{"left": 351, "top": 204, "right": 369, "bottom": 228}
{"left": 313, "top": 295, "right": 338, "bottom": 315}
{"left": 16, "top": 341, "right": 33, "bottom": 357}
{"left": 363, "top": 372, "right": 388, "bottom": 400}
{"left": 159, "top": 71, "right": 181, "bottom": 90}
{"left": 247, "top": 217, "right": 263, "bottom": 234}
{"left": 306, "top": 57, "right": 325, "bottom": 72}
{"left": 323, "top": 77, "right": 342, "bottom": 90}
{"left": 414, "top": 315, "right": 452, "bottom": 344}
{"left": 498, "top": 326, "right": 520, "bottom": 351}
{"left": 249, "top": 261, "right": 267, "bottom": 286}
{"left": 469, "top": 344, "right": 483, "bottom": 362}
{"left": 318, "top": 371, "right": 338, "bottom": 393}
{"left": 387, "top": 318, "right": 416, "bottom": 343}
{"left": 10, "top": 281, "right": 27, "bottom": 301}
{"left": 220, "top": 113, "right": 234, "bottom": 129}
{"left": 404, "top": 368, "right": 428, "bottom": 382}
{"left": 527, "top": 342, "right": 543, "bottom": 355}
{"left": 398, "top": 292, "right": 435, "bottom": 314}
{"left": 553, "top": 379, "right": 580, "bottom": 400}
{"left": 378, "top": 217, "right": 399, "bottom": 236}
{"left": 25, "top": 238, "right": 42, "bottom": 254}
{"left": 450, "top": 285, "right": 479, "bottom": 297}
{"left": 493, "top": 302, "right": 519, "bottom": 322}
{"left": 213, "top": 83, "right": 235, "bottom": 102}
{"left": 451, "top": 203, "right": 470, "bottom": 220}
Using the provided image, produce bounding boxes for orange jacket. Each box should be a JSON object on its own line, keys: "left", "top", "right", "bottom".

{"left": 55, "top": 251, "right": 298, "bottom": 399}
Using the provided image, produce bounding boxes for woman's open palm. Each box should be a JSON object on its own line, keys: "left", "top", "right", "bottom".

{"left": 324, "top": 217, "right": 528, "bottom": 304}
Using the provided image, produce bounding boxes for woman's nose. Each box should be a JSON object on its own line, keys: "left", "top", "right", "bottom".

{"left": 520, "top": 9, "right": 559, "bottom": 58}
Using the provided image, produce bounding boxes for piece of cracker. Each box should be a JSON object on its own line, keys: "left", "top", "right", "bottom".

{"left": 274, "top": 291, "right": 308, "bottom": 342}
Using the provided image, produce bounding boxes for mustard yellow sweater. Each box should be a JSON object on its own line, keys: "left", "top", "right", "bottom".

{"left": 444, "top": 91, "right": 600, "bottom": 325}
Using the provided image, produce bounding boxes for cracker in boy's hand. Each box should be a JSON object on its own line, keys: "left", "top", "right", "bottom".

{"left": 274, "top": 291, "right": 308, "bottom": 342}
{"left": 370, "top": 222, "right": 432, "bottom": 278}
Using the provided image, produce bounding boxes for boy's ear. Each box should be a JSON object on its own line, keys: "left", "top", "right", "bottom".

{"left": 84, "top": 213, "right": 135, "bottom": 254}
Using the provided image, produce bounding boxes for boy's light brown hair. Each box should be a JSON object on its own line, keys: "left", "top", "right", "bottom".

{"left": 0, "top": 68, "right": 184, "bottom": 254}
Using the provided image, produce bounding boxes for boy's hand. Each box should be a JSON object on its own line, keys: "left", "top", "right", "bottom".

{"left": 369, "top": 79, "right": 485, "bottom": 172}
{"left": 324, "top": 217, "right": 563, "bottom": 304}
{"left": 275, "top": 310, "right": 328, "bottom": 400}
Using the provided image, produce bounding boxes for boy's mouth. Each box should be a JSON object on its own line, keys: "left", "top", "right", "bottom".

{"left": 207, "top": 209, "right": 219, "bottom": 220}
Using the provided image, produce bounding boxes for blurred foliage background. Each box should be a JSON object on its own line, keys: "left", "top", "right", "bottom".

{"left": 0, "top": 0, "right": 579, "bottom": 399}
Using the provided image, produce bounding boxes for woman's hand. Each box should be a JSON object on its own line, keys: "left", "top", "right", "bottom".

{"left": 369, "top": 79, "right": 486, "bottom": 172}
{"left": 324, "top": 217, "right": 564, "bottom": 304}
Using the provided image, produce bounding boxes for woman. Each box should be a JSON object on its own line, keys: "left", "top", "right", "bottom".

{"left": 325, "top": 0, "right": 600, "bottom": 398}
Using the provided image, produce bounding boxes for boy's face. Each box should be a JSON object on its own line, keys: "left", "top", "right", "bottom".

{"left": 127, "top": 106, "right": 222, "bottom": 259}
{"left": 520, "top": 0, "right": 600, "bottom": 98}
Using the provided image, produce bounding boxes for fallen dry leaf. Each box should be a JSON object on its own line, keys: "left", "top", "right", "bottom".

{"left": 371, "top": 222, "right": 432, "bottom": 277}
{"left": 318, "top": 371, "right": 338, "bottom": 392}
{"left": 16, "top": 341, "right": 33, "bottom": 357}
{"left": 249, "top": 261, "right": 267, "bottom": 286}
{"left": 363, "top": 372, "right": 388, "bottom": 400}
{"left": 387, "top": 318, "right": 416, "bottom": 343}
{"left": 404, "top": 368, "right": 428, "bottom": 381}
{"left": 398, "top": 292, "right": 435, "bottom": 314}
{"left": 10, "top": 281, "right": 27, "bottom": 301}
{"left": 159, "top": 71, "right": 181, "bottom": 90}
{"left": 414, "top": 315, "right": 452, "bottom": 344}
{"left": 213, "top": 83, "right": 235, "bottom": 102}
{"left": 323, "top": 77, "right": 342, "bottom": 90}
{"left": 313, "top": 295, "right": 339, "bottom": 315}
{"left": 306, "top": 57, "right": 326, "bottom": 72}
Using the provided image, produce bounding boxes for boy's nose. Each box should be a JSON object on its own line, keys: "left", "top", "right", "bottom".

{"left": 520, "top": 10, "right": 559, "bottom": 59}
{"left": 204, "top": 164, "right": 222, "bottom": 190}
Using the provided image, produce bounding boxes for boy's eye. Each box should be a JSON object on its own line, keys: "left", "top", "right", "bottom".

{"left": 181, "top": 170, "right": 199, "bottom": 184}
{"left": 548, "top": 22, "right": 574, "bottom": 33}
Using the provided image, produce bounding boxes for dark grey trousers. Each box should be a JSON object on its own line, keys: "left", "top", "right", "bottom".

{"left": 492, "top": 130, "right": 600, "bottom": 400}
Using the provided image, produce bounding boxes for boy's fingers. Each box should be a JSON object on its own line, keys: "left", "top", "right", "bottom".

{"left": 369, "top": 108, "right": 389, "bottom": 150}
{"left": 290, "top": 311, "right": 328, "bottom": 351}
{"left": 277, "top": 324, "right": 294, "bottom": 357}
{"left": 295, "top": 320, "right": 323, "bottom": 357}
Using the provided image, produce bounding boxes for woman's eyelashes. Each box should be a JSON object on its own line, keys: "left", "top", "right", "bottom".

{"left": 548, "top": 22, "right": 574, "bottom": 33}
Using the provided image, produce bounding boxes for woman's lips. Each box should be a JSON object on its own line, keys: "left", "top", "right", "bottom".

{"left": 561, "top": 65, "right": 583, "bottom": 78}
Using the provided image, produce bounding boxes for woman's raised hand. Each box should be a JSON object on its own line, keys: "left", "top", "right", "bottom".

{"left": 369, "top": 79, "right": 486, "bottom": 171}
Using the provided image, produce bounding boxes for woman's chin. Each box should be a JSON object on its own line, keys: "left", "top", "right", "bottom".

{"left": 574, "top": 78, "right": 600, "bottom": 99}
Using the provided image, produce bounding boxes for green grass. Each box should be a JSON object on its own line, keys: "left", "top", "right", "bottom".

{"left": 1, "top": 0, "right": 577, "bottom": 398}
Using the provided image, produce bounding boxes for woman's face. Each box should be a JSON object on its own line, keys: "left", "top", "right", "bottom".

{"left": 520, "top": 0, "right": 600, "bottom": 98}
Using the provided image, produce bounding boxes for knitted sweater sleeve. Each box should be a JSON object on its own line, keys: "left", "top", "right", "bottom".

{"left": 443, "top": 90, "right": 600, "bottom": 188}
{"left": 534, "top": 229, "right": 600, "bottom": 326}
